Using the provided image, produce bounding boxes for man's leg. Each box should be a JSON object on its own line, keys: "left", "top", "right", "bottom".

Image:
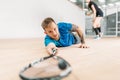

{"left": 72, "top": 32, "right": 80, "bottom": 44}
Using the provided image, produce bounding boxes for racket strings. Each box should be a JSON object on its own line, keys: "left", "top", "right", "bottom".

{"left": 19, "top": 56, "right": 72, "bottom": 80}
{"left": 22, "top": 58, "right": 62, "bottom": 78}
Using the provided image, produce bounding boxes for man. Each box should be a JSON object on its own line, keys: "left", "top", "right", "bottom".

{"left": 41, "top": 17, "right": 89, "bottom": 55}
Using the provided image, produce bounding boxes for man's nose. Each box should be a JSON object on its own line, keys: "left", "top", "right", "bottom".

{"left": 53, "top": 31, "right": 57, "bottom": 35}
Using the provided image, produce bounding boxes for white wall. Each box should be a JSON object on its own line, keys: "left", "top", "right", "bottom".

{"left": 103, "top": 7, "right": 120, "bottom": 16}
{"left": 0, "top": 0, "right": 85, "bottom": 39}
{"left": 105, "top": 7, "right": 117, "bottom": 16}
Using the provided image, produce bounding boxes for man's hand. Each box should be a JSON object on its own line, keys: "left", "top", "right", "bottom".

{"left": 46, "top": 43, "right": 59, "bottom": 55}
{"left": 79, "top": 43, "right": 89, "bottom": 48}
{"left": 47, "top": 46, "right": 59, "bottom": 55}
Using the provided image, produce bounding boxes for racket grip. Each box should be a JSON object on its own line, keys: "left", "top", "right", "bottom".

{"left": 43, "top": 49, "right": 57, "bottom": 60}
{"left": 44, "top": 54, "right": 54, "bottom": 60}
{"left": 52, "top": 48, "right": 57, "bottom": 55}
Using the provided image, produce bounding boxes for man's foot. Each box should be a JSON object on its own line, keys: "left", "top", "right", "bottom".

{"left": 94, "top": 35, "right": 101, "bottom": 40}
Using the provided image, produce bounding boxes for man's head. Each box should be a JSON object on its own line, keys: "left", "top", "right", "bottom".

{"left": 41, "top": 17, "right": 60, "bottom": 40}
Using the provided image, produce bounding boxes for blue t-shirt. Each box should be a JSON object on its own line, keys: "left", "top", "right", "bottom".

{"left": 44, "top": 22, "right": 75, "bottom": 47}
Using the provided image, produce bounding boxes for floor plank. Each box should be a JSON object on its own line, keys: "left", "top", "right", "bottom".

{"left": 0, "top": 37, "right": 120, "bottom": 80}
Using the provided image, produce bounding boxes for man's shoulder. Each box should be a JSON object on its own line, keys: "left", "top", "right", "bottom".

{"left": 44, "top": 35, "right": 55, "bottom": 46}
{"left": 57, "top": 22, "right": 66, "bottom": 26}
{"left": 44, "top": 35, "right": 54, "bottom": 43}
{"left": 57, "top": 22, "right": 72, "bottom": 27}
{"left": 45, "top": 35, "right": 51, "bottom": 39}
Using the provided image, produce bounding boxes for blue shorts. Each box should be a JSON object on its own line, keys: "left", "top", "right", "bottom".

{"left": 72, "top": 32, "right": 80, "bottom": 44}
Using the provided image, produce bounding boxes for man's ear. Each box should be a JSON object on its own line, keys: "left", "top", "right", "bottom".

{"left": 44, "top": 31, "right": 47, "bottom": 34}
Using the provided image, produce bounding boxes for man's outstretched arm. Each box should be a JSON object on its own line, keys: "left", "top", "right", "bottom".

{"left": 72, "top": 24, "right": 89, "bottom": 48}
{"left": 46, "top": 43, "right": 58, "bottom": 55}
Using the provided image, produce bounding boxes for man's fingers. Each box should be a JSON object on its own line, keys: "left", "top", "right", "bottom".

{"left": 52, "top": 47, "right": 59, "bottom": 55}
{"left": 79, "top": 45, "right": 89, "bottom": 48}
{"left": 79, "top": 45, "right": 83, "bottom": 48}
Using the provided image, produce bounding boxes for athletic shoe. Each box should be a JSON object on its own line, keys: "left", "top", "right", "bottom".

{"left": 94, "top": 35, "right": 101, "bottom": 40}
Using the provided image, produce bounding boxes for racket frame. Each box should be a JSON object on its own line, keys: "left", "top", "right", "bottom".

{"left": 19, "top": 55, "right": 72, "bottom": 80}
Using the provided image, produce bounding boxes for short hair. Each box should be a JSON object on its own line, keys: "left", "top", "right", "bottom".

{"left": 41, "top": 17, "right": 56, "bottom": 30}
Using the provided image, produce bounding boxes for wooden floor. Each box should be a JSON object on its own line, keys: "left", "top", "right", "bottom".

{"left": 0, "top": 37, "right": 120, "bottom": 80}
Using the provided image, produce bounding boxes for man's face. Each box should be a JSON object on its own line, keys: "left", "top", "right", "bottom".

{"left": 44, "top": 22, "right": 60, "bottom": 40}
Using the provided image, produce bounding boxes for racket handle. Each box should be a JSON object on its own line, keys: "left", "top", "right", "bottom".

{"left": 43, "top": 49, "right": 57, "bottom": 60}
{"left": 44, "top": 54, "right": 54, "bottom": 60}
{"left": 52, "top": 48, "right": 57, "bottom": 54}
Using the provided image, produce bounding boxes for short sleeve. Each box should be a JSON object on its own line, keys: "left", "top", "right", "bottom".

{"left": 57, "top": 22, "right": 72, "bottom": 33}
{"left": 44, "top": 37, "right": 54, "bottom": 46}
{"left": 44, "top": 35, "right": 62, "bottom": 47}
